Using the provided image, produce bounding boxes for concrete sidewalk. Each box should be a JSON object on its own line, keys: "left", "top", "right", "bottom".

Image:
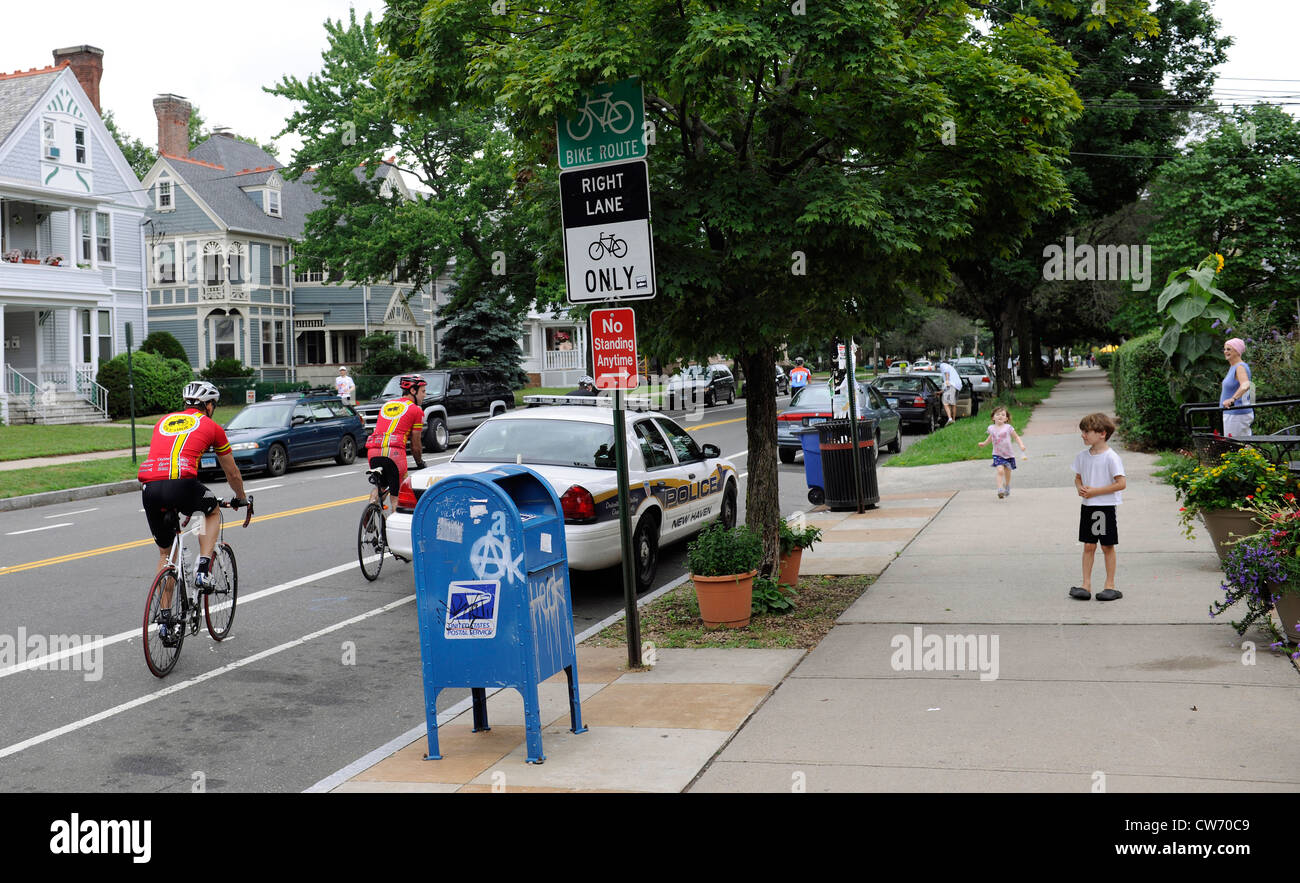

{"left": 694, "top": 367, "right": 1300, "bottom": 792}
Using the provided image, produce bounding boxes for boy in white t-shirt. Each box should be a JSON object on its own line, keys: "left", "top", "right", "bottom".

{"left": 1070, "top": 412, "right": 1126, "bottom": 602}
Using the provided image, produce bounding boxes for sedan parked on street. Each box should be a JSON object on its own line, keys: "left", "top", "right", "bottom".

{"left": 776, "top": 381, "right": 902, "bottom": 463}
{"left": 202, "top": 393, "right": 366, "bottom": 477}
{"left": 870, "top": 375, "right": 947, "bottom": 434}
{"left": 954, "top": 359, "right": 995, "bottom": 396}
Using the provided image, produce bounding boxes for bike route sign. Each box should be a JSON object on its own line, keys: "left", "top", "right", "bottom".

{"left": 557, "top": 77, "right": 646, "bottom": 170}
{"left": 559, "top": 159, "right": 655, "bottom": 302}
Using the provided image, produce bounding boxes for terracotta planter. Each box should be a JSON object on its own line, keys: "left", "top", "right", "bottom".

{"left": 1273, "top": 590, "right": 1300, "bottom": 644}
{"left": 21, "top": 259, "right": 39, "bottom": 265}
{"left": 1200, "top": 509, "right": 1267, "bottom": 561}
{"left": 692, "top": 570, "right": 757, "bottom": 629}
{"left": 777, "top": 548, "right": 803, "bottom": 594}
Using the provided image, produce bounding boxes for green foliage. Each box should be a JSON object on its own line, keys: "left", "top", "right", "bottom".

{"left": 1096, "top": 352, "right": 1114, "bottom": 370}
{"left": 101, "top": 109, "right": 154, "bottom": 180}
{"left": 96, "top": 351, "right": 192, "bottom": 420}
{"left": 199, "top": 358, "right": 254, "bottom": 381}
{"left": 1155, "top": 253, "right": 1236, "bottom": 401}
{"left": 1225, "top": 303, "right": 1300, "bottom": 434}
{"left": 778, "top": 519, "right": 823, "bottom": 557}
{"left": 1112, "top": 331, "right": 1182, "bottom": 450}
{"left": 1211, "top": 522, "right": 1298, "bottom": 646}
{"left": 139, "top": 330, "right": 189, "bottom": 364}
{"left": 1169, "top": 447, "right": 1297, "bottom": 538}
{"left": 687, "top": 523, "right": 763, "bottom": 578}
{"left": 437, "top": 293, "right": 530, "bottom": 388}
{"left": 751, "top": 576, "right": 796, "bottom": 616}
{"left": 360, "top": 332, "right": 429, "bottom": 377}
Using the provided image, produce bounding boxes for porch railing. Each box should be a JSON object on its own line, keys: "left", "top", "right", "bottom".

{"left": 4, "top": 365, "right": 43, "bottom": 421}
{"left": 75, "top": 365, "right": 109, "bottom": 418}
{"left": 543, "top": 349, "right": 586, "bottom": 371}
{"left": 39, "top": 365, "right": 70, "bottom": 388}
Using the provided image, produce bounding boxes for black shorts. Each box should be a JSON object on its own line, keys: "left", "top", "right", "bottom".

{"left": 1079, "top": 505, "right": 1118, "bottom": 546}
{"left": 142, "top": 479, "right": 219, "bottom": 548}
{"left": 368, "top": 455, "right": 401, "bottom": 498}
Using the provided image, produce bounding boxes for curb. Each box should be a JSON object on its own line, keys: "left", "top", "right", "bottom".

{"left": 0, "top": 479, "right": 141, "bottom": 512}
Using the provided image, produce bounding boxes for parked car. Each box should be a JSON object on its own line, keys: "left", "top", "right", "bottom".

{"left": 740, "top": 365, "right": 790, "bottom": 398}
{"left": 665, "top": 363, "right": 736, "bottom": 408}
{"left": 776, "top": 381, "right": 902, "bottom": 463}
{"left": 387, "top": 404, "right": 740, "bottom": 591}
{"left": 911, "top": 359, "right": 934, "bottom": 371}
{"left": 201, "top": 393, "right": 365, "bottom": 477}
{"left": 953, "top": 359, "right": 994, "bottom": 396}
{"left": 911, "top": 369, "right": 977, "bottom": 417}
{"left": 354, "top": 368, "right": 515, "bottom": 453}
{"left": 888, "top": 360, "right": 910, "bottom": 374}
{"left": 870, "top": 374, "right": 947, "bottom": 433}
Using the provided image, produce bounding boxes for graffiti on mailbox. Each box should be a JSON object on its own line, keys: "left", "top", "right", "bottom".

{"left": 444, "top": 580, "right": 500, "bottom": 639}
{"left": 469, "top": 512, "right": 525, "bottom": 584}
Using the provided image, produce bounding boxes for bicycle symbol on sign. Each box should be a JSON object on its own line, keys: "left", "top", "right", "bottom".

{"left": 588, "top": 232, "right": 628, "bottom": 262}
{"left": 565, "top": 90, "right": 636, "bottom": 142}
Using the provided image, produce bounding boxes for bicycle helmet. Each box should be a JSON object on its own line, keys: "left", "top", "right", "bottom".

{"left": 182, "top": 380, "right": 220, "bottom": 405}
{"left": 795, "top": 357, "right": 804, "bottom": 365}
{"left": 578, "top": 375, "right": 595, "bottom": 387}
{"left": 398, "top": 374, "right": 427, "bottom": 395}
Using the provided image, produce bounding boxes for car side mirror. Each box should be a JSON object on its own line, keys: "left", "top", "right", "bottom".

{"left": 292, "top": 415, "right": 309, "bottom": 425}
{"left": 447, "top": 388, "right": 462, "bottom": 396}
{"left": 701, "top": 443, "right": 721, "bottom": 459}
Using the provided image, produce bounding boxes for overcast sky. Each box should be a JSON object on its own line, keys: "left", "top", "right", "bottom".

{"left": 0, "top": 0, "right": 1292, "bottom": 172}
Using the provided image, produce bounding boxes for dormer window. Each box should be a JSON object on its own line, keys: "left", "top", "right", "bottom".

{"left": 266, "top": 188, "right": 281, "bottom": 217}
{"left": 157, "top": 179, "right": 173, "bottom": 211}
{"left": 74, "top": 128, "right": 86, "bottom": 164}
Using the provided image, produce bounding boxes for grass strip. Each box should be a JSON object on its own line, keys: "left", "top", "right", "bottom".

{"left": 584, "top": 574, "right": 874, "bottom": 650}
{"left": 0, "top": 425, "right": 140, "bottom": 461}
{"left": 0, "top": 456, "right": 139, "bottom": 499}
{"left": 884, "top": 378, "right": 1059, "bottom": 467}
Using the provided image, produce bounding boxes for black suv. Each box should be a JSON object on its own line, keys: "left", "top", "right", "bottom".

{"left": 665, "top": 364, "right": 736, "bottom": 409}
{"left": 355, "top": 368, "right": 516, "bottom": 452}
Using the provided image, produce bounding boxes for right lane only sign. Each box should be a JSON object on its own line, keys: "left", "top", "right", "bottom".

{"left": 559, "top": 159, "right": 656, "bottom": 303}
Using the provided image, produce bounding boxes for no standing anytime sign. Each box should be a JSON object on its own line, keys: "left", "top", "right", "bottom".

{"left": 590, "top": 308, "right": 638, "bottom": 390}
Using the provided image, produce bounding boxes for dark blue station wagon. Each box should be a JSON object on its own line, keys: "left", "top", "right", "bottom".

{"left": 201, "top": 394, "right": 367, "bottom": 477}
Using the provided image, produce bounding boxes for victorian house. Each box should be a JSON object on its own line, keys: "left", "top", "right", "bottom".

{"left": 139, "top": 95, "right": 437, "bottom": 385}
{"left": 0, "top": 46, "right": 150, "bottom": 423}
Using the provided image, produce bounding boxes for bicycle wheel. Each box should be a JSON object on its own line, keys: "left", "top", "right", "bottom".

{"left": 588, "top": 239, "right": 606, "bottom": 261}
{"left": 204, "top": 542, "right": 238, "bottom": 641}
{"left": 607, "top": 100, "right": 636, "bottom": 134}
{"left": 610, "top": 237, "right": 628, "bottom": 258}
{"left": 565, "top": 109, "right": 594, "bottom": 142}
{"left": 143, "top": 566, "right": 186, "bottom": 678}
{"left": 358, "top": 503, "right": 385, "bottom": 581}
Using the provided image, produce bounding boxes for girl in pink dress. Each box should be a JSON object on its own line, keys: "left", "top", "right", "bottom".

{"left": 977, "top": 405, "right": 1027, "bottom": 498}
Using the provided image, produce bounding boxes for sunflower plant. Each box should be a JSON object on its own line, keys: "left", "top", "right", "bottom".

{"left": 1170, "top": 447, "right": 1299, "bottom": 539}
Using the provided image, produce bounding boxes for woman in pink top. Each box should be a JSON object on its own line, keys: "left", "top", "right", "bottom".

{"left": 977, "top": 405, "right": 1027, "bottom": 499}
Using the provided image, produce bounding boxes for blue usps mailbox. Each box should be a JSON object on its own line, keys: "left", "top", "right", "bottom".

{"left": 410, "top": 465, "right": 586, "bottom": 764}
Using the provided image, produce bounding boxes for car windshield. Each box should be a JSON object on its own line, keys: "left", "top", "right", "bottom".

{"left": 875, "top": 378, "right": 925, "bottom": 392}
{"left": 679, "top": 366, "right": 707, "bottom": 378}
{"left": 226, "top": 403, "right": 294, "bottom": 430}
{"left": 378, "top": 373, "right": 448, "bottom": 398}
{"left": 788, "top": 384, "right": 865, "bottom": 410}
{"left": 956, "top": 365, "right": 985, "bottom": 375}
{"left": 455, "top": 418, "right": 617, "bottom": 469}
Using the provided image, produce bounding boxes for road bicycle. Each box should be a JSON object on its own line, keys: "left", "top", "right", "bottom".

{"left": 565, "top": 91, "right": 636, "bottom": 141}
{"left": 588, "top": 232, "right": 628, "bottom": 261}
{"left": 143, "top": 497, "right": 254, "bottom": 678}
{"left": 358, "top": 466, "right": 413, "bottom": 581}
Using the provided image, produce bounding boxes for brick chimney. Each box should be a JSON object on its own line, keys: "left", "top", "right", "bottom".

{"left": 52, "top": 45, "right": 104, "bottom": 114}
{"left": 153, "top": 94, "right": 192, "bottom": 159}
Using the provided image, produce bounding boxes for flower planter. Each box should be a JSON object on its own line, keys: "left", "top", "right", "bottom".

{"left": 692, "top": 570, "right": 757, "bottom": 629}
{"left": 1274, "top": 591, "right": 1300, "bottom": 644}
{"left": 21, "top": 259, "right": 39, "bottom": 265}
{"left": 777, "top": 548, "right": 803, "bottom": 595}
{"left": 1200, "top": 509, "right": 1267, "bottom": 561}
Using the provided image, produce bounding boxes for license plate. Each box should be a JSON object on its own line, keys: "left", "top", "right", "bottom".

{"left": 887, "top": 398, "right": 898, "bottom": 408}
{"left": 804, "top": 417, "right": 827, "bottom": 427}
{"left": 201, "top": 456, "right": 216, "bottom": 469}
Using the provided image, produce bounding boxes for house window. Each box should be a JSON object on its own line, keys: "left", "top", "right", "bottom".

{"left": 519, "top": 331, "right": 532, "bottom": 357}
{"left": 98, "top": 310, "right": 112, "bottom": 361}
{"left": 266, "top": 189, "right": 281, "bottom": 217}
{"left": 203, "top": 242, "right": 224, "bottom": 285}
{"left": 298, "top": 330, "right": 325, "bottom": 364}
{"left": 271, "top": 246, "right": 284, "bottom": 286}
{"left": 262, "top": 320, "right": 285, "bottom": 365}
{"left": 96, "top": 213, "right": 111, "bottom": 263}
{"left": 227, "top": 243, "right": 245, "bottom": 285}
{"left": 80, "top": 310, "right": 92, "bottom": 363}
{"left": 74, "top": 127, "right": 86, "bottom": 164}
{"left": 154, "top": 243, "right": 176, "bottom": 283}
{"left": 77, "top": 211, "right": 92, "bottom": 262}
{"left": 157, "top": 180, "right": 173, "bottom": 211}
{"left": 332, "top": 331, "right": 358, "bottom": 364}
{"left": 213, "top": 316, "right": 235, "bottom": 361}
{"left": 294, "top": 266, "right": 324, "bottom": 284}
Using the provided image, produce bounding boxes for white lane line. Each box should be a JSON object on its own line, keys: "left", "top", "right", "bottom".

{"left": 6, "top": 523, "right": 73, "bottom": 536}
{"left": 321, "top": 470, "right": 362, "bottom": 478}
{"left": 245, "top": 483, "right": 282, "bottom": 492}
{"left": 0, "top": 594, "right": 416, "bottom": 763}
{"left": 46, "top": 508, "right": 98, "bottom": 518}
{"left": 0, "top": 558, "right": 366, "bottom": 681}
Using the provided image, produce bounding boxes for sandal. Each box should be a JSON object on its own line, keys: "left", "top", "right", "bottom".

{"left": 1069, "top": 586, "right": 1091, "bottom": 600}
{"left": 1095, "top": 588, "right": 1123, "bottom": 601}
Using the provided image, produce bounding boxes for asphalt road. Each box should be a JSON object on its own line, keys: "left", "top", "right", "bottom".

{"left": 0, "top": 393, "right": 934, "bottom": 792}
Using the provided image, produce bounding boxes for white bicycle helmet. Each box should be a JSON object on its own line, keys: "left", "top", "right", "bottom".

{"left": 183, "top": 380, "right": 221, "bottom": 405}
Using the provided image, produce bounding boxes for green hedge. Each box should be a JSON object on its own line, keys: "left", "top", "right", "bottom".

{"left": 1112, "top": 331, "right": 1181, "bottom": 450}
{"left": 97, "top": 351, "right": 193, "bottom": 419}
{"left": 1096, "top": 352, "right": 1114, "bottom": 370}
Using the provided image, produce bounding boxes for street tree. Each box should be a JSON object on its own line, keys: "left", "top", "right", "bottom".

{"left": 375, "top": 0, "right": 1152, "bottom": 570}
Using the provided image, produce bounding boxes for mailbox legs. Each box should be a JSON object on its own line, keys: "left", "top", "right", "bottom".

{"left": 521, "top": 685, "right": 546, "bottom": 764}
{"left": 565, "top": 664, "right": 587, "bottom": 735}
{"left": 422, "top": 686, "right": 443, "bottom": 761}
{"left": 470, "top": 687, "right": 491, "bottom": 732}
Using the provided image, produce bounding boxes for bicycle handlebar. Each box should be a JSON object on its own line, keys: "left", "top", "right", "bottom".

{"left": 221, "top": 495, "right": 255, "bottom": 528}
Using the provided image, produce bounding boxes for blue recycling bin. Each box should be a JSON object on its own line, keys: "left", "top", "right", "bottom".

{"left": 799, "top": 428, "right": 825, "bottom": 505}
{"left": 410, "top": 464, "right": 586, "bottom": 764}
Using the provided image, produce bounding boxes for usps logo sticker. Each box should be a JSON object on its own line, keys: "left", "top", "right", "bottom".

{"left": 444, "top": 580, "right": 500, "bottom": 639}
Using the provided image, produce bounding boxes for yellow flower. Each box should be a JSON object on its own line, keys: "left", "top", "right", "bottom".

{"left": 1214, "top": 253, "right": 1225, "bottom": 273}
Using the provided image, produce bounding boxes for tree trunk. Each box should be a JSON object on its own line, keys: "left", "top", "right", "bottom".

{"left": 1016, "top": 308, "right": 1033, "bottom": 388}
{"left": 739, "top": 345, "right": 780, "bottom": 576}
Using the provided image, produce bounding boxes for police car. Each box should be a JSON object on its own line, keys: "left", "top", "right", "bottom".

{"left": 384, "top": 400, "right": 740, "bottom": 591}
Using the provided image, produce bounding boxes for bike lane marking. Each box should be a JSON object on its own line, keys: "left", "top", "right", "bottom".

{"left": 6, "top": 523, "right": 73, "bottom": 535}
{"left": 0, "top": 594, "right": 416, "bottom": 762}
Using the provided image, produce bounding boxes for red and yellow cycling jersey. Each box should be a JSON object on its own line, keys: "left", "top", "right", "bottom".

{"left": 137, "top": 408, "right": 231, "bottom": 482}
{"left": 365, "top": 398, "right": 424, "bottom": 460}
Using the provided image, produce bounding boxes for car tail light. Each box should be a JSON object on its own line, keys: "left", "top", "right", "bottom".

{"left": 396, "top": 474, "right": 418, "bottom": 512}
{"left": 913, "top": 396, "right": 926, "bottom": 406}
{"left": 777, "top": 413, "right": 804, "bottom": 421}
{"left": 560, "top": 485, "right": 597, "bottom": 523}
{"left": 982, "top": 376, "right": 990, "bottom": 384}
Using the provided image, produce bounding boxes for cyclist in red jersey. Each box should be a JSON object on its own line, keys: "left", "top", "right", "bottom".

{"left": 365, "top": 374, "right": 426, "bottom": 509}
{"left": 139, "top": 381, "right": 248, "bottom": 589}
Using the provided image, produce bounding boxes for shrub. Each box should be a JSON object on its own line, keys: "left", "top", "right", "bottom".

{"left": 687, "top": 523, "right": 763, "bottom": 577}
{"left": 1112, "top": 331, "right": 1182, "bottom": 450}
{"left": 139, "top": 330, "right": 189, "bottom": 364}
{"left": 360, "top": 332, "right": 429, "bottom": 377}
{"left": 1096, "top": 352, "right": 1113, "bottom": 370}
{"left": 97, "top": 351, "right": 193, "bottom": 419}
{"left": 199, "top": 358, "right": 254, "bottom": 381}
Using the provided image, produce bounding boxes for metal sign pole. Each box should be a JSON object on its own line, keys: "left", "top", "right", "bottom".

{"left": 846, "top": 337, "right": 864, "bottom": 513}
{"left": 612, "top": 385, "right": 642, "bottom": 667}
{"left": 125, "top": 322, "right": 137, "bottom": 463}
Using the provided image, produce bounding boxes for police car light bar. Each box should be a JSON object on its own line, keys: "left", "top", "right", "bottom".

{"left": 522, "top": 394, "right": 654, "bottom": 411}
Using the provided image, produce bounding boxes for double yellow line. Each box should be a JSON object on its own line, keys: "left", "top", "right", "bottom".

{"left": 0, "top": 495, "right": 369, "bottom": 578}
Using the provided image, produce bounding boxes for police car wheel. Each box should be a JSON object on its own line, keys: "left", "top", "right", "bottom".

{"left": 424, "top": 416, "right": 449, "bottom": 453}
{"left": 633, "top": 516, "right": 659, "bottom": 592}
{"left": 720, "top": 482, "right": 738, "bottom": 530}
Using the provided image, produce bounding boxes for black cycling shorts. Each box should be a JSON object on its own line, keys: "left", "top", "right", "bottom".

{"left": 142, "top": 479, "right": 219, "bottom": 549}
{"left": 369, "top": 456, "right": 401, "bottom": 499}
